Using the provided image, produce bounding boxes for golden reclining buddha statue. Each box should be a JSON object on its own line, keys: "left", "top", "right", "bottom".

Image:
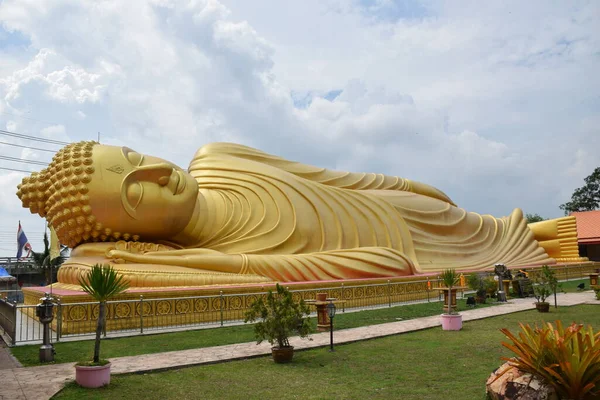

{"left": 16, "top": 141, "right": 582, "bottom": 289}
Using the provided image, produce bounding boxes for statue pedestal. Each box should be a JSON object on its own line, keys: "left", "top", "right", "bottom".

{"left": 588, "top": 273, "right": 599, "bottom": 287}
{"left": 21, "top": 275, "right": 417, "bottom": 335}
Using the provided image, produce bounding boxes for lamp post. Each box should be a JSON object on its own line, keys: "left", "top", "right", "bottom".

{"left": 326, "top": 301, "right": 336, "bottom": 352}
{"left": 494, "top": 263, "right": 507, "bottom": 303}
{"left": 36, "top": 292, "right": 55, "bottom": 362}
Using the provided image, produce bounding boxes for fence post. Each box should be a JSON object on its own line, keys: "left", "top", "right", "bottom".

{"left": 565, "top": 267, "right": 569, "bottom": 282}
{"left": 56, "top": 300, "right": 62, "bottom": 342}
{"left": 219, "top": 291, "right": 224, "bottom": 327}
{"left": 427, "top": 277, "right": 431, "bottom": 303}
{"left": 11, "top": 300, "right": 17, "bottom": 346}
{"left": 139, "top": 295, "right": 144, "bottom": 334}
{"left": 341, "top": 283, "right": 345, "bottom": 312}
{"left": 387, "top": 280, "right": 391, "bottom": 307}
{"left": 102, "top": 302, "right": 108, "bottom": 337}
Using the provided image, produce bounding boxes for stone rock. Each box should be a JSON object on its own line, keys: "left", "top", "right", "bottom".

{"left": 486, "top": 362, "right": 558, "bottom": 400}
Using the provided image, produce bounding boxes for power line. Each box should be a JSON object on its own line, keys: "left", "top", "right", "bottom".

{"left": 0, "top": 140, "right": 58, "bottom": 153}
{"left": 0, "top": 166, "right": 37, "bottom": 173}
{"left": 0, "top": 129, "right": 69, "bottom": 146}
{"left": 0, "top": 155, "right": 49, "bottom": 166}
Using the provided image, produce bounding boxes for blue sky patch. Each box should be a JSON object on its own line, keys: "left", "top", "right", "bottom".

{"left": 355, "top": 0, "right": 432, "bottom": 22}
{"left": 291, "top": 89, "right": 343, "bottom": 108}
{"left": 0, "top": 26, "right": 30, "bottom": 49}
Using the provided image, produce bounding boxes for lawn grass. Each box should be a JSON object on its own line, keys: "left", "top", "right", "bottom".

{"left": 53, "top": 304, "right": 600, "bottom": 400}
{"left": 560, "top": 278, "right": 590, "bottom": 292}
{"left": 11, "top": 298, "right": 492, "bottom": 366}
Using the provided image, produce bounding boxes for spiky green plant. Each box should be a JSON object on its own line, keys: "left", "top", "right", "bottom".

{"left": 244, "top": 284, "right": 312, "bottom": 349}
{"left": 441, "top": 269, "right": 459, "bottom": 289}
{"left": 441, "top": 269, "right": 460, "bottom": 315}
{"left": 78, "top": 264, "right": 129, "bottom": 364}
{"left": 497, "top": 320, "right": 600, "bottom": 399}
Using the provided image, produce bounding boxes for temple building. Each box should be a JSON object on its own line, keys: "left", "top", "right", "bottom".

{"left": 572, "top": 210, "right": 600, "bottom": 261}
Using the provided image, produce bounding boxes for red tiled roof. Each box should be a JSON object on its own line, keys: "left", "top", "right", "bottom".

{"left": 571, "top": 210, "right": 600, "bottom": 244}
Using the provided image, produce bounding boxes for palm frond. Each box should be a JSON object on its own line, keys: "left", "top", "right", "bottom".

{"left": 78, "top": 264, "right": 129, "bottom": 302}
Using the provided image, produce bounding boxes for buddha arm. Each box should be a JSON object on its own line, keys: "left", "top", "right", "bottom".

{"left": 106, "top": 246, "right": 418, "bottom": 282}
{"left": 107, "top": 248, "right": 244, "bottom": 274}
{"left": 192, "top": 142, "right": 456, "bottom": 206}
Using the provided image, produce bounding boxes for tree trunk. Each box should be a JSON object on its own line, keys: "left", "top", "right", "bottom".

{"left": 43, "top": 256, "right": 51, "bottom": 286}
{"left": 93, "top": 302, "right": 105, "bottom": 363}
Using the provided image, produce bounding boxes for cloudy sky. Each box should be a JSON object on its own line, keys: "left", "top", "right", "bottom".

{"left": 0, "top": 0, "right": 598, "bottom": 256}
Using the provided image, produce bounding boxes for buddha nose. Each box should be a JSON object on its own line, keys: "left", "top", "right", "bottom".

{"left": 158, "top": 175, "right": 170, "bottom": 186}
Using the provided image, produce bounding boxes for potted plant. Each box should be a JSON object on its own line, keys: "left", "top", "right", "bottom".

{"left": 244, "top": 283, "right": 312, "bottom": 363}
{"left": 467, "top": 273, "right": 488, "bottom": 304}
{"left": 440, "top": 269, "right": 462, "bottom": 331}
{"left": 487, "top": 320, "right": 600, "bottom": 399}
{"left": 75, "top": 264, "right": 129, "bottom": 388}
{"left": 541, "top": 265, "right": 559, "bottom": 309}
{"left": 531, "top": 267, "right": 551, "bottom": 312}
{"left": 484, "top": 276, "right": 498, "bottom": 299}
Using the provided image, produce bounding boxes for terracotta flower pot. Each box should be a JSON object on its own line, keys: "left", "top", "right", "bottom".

{"left": 75, "top": 362, "right": 111, "bottom": 388}
{"left": 535, "top": 302, "right": 550, "bottom": 313}
{"left": 271, "top": 346, "right": 294, "bottom": 363}
{"left": 440, "top": 314, "right": 462, "bottom": 331}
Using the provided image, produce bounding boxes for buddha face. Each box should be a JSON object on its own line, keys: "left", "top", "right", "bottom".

{"left": 87, "top": 145, "right": 198, "bottom": 240}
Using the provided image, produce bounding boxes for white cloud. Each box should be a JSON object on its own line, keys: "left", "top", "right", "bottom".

{"left": 0, "top": 0, "right": 598, "bottom": 255}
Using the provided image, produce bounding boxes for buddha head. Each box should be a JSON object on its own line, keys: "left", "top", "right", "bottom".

{"left": 17, "top": 141, "right": 199, "bottom": 248}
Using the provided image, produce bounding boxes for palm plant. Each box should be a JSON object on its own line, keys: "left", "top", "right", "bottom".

{"left": 78, "top": 264, "right": 129, "bottom": 364}
{"left": 31, "top": 232, "right": 69, "bottom": 285}
{"left": 441, "top": 269, "right": 459, "bottom": 315}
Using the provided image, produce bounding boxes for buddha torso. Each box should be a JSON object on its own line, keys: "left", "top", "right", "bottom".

{"left": 185, "top": 154, "right": 415, "bottom": 258}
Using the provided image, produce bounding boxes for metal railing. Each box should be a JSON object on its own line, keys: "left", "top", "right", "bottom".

{"left": 4, "top": 278, "right": 448, "bottom": 345}
{"left": 2, "top": 262, "right": 598, "bottom": 346}
{"left": 0, "top": 297, "right": 17, "bottom": 345}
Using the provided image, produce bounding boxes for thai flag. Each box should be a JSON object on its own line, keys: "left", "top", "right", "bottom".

{"left": 16, "top": 222, "right": 33, "bottom": 260}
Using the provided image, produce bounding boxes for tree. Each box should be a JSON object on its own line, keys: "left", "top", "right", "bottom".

{"left": 31, "top": 231, "right": 69, "bottom": 285}
{"left": 559, "top": 167, "right": 600, "bottom": 215}
{"left": 525, "top": 213, "right": 545, "bottom": 223}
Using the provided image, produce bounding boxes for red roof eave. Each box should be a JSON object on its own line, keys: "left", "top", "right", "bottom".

{"left": 579, "top": 238, "right": 600, "bottom": 245}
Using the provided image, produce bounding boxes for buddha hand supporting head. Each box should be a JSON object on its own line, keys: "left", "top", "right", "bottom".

{"left": 17, "top": 141, "right": 199, "bottom": 248}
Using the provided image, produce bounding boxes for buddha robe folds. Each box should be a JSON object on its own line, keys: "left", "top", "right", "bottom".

{"left": 182, "top": 143, "right": 552, "bottom": 279}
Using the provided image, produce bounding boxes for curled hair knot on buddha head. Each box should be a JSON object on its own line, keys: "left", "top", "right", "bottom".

{"left": 16, "top": 141, "right": 138, "bottom": 248}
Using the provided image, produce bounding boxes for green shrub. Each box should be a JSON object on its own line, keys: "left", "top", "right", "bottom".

{"left": 531, "top": 265, "right": 553, "bottom": 303}
{"left": 244, "top": 284, "right": 312, "bottom": 349}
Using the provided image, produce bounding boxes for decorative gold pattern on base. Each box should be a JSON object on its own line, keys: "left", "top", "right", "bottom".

{"left": 22, "top": 263, "right": 600, "bottom": 335}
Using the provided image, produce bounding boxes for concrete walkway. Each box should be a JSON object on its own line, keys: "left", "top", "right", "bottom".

{"left": 1, "top": 292, "right": 598, "bottom": 400}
